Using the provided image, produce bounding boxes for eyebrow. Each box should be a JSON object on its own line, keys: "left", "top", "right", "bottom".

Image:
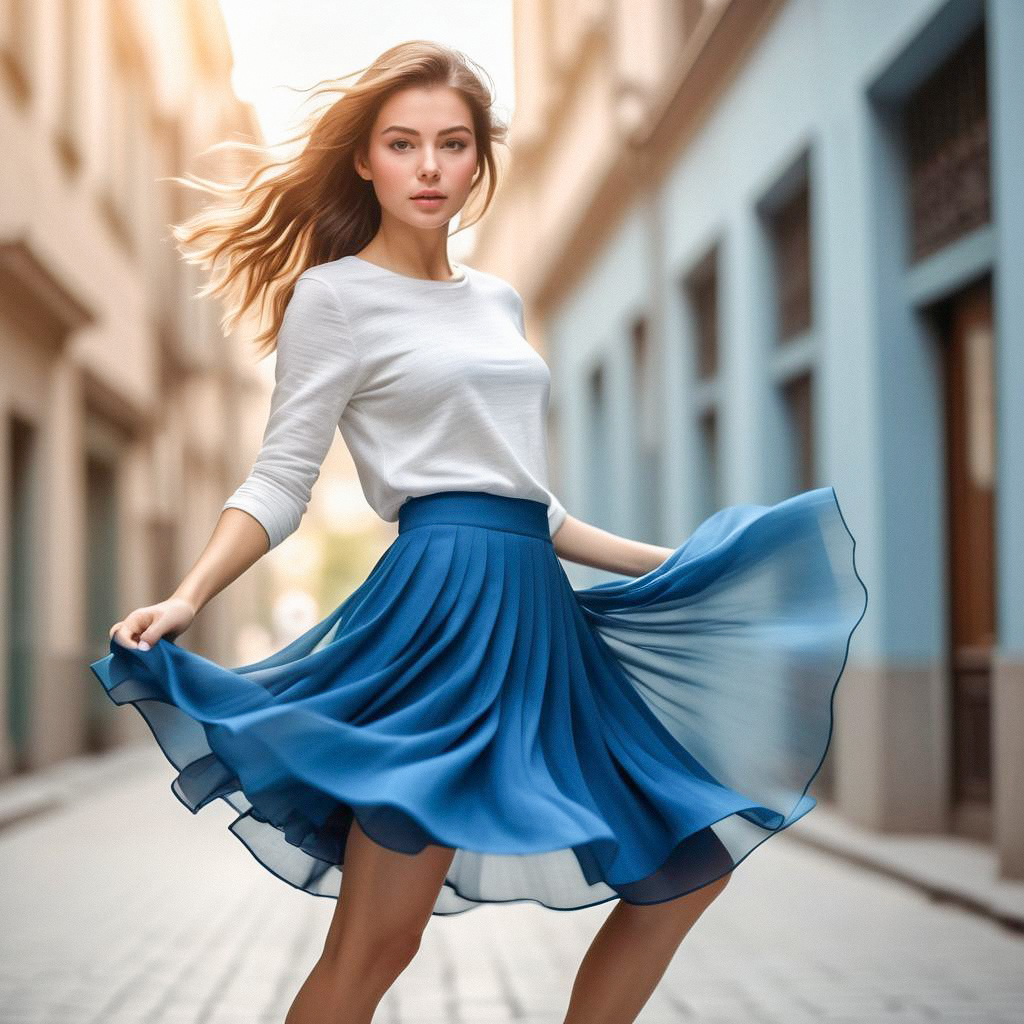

{"left": 380, "top": 125, "right": 472, "bottom": 137}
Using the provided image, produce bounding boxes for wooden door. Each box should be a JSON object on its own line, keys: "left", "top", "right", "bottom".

{"left": 943, "top": 276, "right": 996, "bottom": 838}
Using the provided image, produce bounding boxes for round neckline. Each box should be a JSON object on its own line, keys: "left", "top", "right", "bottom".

{"left": 347, "top": 254, "right": 468, "bottom": 287}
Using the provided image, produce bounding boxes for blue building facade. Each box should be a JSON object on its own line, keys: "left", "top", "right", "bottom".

{"left": 545, "top": 0, "right": 1023, "bottom": 874}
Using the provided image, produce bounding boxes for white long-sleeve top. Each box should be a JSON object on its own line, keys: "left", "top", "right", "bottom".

{"left": 222, "top": 255, "right": 568, "bottom": 550}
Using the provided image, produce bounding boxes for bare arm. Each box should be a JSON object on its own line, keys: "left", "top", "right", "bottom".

{"left": 109, "top": 508, "right": 270, "bottom": 651}
{"left": 171, "top": 507, "right": 270, "bottom": 613}
{"left": 551, "top": 513, "right": 674, "bottom": 577}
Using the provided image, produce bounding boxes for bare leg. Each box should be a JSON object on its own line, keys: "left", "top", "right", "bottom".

{"left": 562, "top": 871, "right": 732, "bottom": 1024}
{"left": 284, "top": 817, "right": 456, "bottom": 1024}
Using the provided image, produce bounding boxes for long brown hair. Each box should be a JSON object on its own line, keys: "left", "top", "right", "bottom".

{"left": 170, "top": 40, "right": 508, "bottom": 355}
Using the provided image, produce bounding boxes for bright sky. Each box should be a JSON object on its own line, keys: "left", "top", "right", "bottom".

{"left": 217, "top": 0, "right": 518, "bottom": 146}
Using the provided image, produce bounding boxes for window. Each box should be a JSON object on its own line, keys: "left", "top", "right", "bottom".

{"left": 687, "top": 247, "right": 719, "bottom": 379}
{"left": 683, "top": 245, "right": 723, "bottom": 520}
{"left": 780, "top": 371, "right": 815, "bottom": 492}
{"left": 632, "top": 315, "right": 663, "bottom": 541}
{"left": 768, "top": 180, "right": 812, "bottom": 342}
{"left": 904, "top": 24, "right": 990, "bottom": 263}
{"left": 759, "top": 156, "right": 818, "bottom": 499}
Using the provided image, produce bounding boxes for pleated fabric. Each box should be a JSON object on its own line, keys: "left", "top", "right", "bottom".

{"left": 89, "top": 487, "right": 867, "bottom": 916}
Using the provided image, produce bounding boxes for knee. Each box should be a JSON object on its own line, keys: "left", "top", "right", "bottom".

{"left": 324, "top": 925, "right": 422, "bottom": 982}
{"left": 372, "top": 929, "right": 422, "bottom": 975}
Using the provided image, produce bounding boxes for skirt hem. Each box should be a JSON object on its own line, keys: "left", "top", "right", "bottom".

{"left": 89, "top": 484, "right": 868, "bottom": 916}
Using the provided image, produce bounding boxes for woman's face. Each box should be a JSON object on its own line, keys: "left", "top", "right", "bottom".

{"left": 356, "top": 85, "right": 478, "bottom": 229}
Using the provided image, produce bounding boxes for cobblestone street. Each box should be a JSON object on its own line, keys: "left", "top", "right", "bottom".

{"left": 1, "top": 748, "right": 1021, "bottom": 1024}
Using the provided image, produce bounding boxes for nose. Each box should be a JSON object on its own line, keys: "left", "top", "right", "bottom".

{"left": 418, "top": 146, "right": 441, "bottom": 176}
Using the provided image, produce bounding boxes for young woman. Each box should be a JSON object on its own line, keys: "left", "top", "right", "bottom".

{"left": 91, "top": 41, "right": 867, "bottom": 1024}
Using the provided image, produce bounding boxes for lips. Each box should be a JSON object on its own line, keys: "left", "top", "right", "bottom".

{"left": 412, "top": 194, "right": 446, "bottom": 209}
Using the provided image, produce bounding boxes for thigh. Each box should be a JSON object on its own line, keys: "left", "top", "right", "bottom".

{"left": 617, "top": 869, "right": 732, "bottom": 937}
{"left": 324, "top": 817, "right": 456, "bottom": 956}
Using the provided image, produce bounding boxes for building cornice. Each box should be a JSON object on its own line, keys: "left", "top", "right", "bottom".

{"left": 0, "top": 236, "right": 94, "bottom": 350}
{"left": 492, "top": 0, "right": 789, "bottom": 313}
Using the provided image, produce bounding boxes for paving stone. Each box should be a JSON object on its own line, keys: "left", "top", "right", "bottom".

{"left": 0, "top": 749, "right": 1021, "bottom": 1024}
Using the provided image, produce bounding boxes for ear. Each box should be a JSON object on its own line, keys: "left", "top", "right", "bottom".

{"left": 353, "top": 148, "right": 371, "bottom": 181}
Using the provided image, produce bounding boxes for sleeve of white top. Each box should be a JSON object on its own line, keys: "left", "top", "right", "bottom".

{"left": 507, "top": 284, "right": 568, "bottom": 540}
{"left": 222, "top": 275, "right": 362, "bottom": 551}
{"left": 546, "top": 492, "right": 568, "bottom": 537}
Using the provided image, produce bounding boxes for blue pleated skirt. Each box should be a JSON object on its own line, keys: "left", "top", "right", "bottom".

{"left": 89, "top": 486, "right": 867, "bottom": 916}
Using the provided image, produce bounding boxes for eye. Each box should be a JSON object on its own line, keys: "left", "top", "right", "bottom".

{"left": 388, "top": 139, "right": 468, "bottom": 152}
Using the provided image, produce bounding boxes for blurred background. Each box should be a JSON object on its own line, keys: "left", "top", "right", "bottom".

{"left": 1, "top": 0, "right": 1022, "bottom": 1020}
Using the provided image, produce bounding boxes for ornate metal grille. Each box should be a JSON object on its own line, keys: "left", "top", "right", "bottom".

{"left": 905, "top": 26, "right": 990, "bottom": 263}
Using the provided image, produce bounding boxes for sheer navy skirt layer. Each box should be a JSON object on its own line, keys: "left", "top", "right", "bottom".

{"left": 89, "top": 487, "right": 868, "bottom": 916}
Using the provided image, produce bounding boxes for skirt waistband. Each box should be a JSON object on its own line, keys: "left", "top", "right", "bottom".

{"left": 397, "top": 490, "right": 552, "bottom": 541}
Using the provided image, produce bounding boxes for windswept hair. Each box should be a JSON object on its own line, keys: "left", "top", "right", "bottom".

{"left": 170, "top": 40, "right": 509, "bottom": 355}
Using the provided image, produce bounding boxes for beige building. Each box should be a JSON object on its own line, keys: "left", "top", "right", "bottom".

{"left": 0, "top": 0, "right": 267, "bottom": 775}
{"left": 477, "top": 0, "right": 1024, "bottom": 892}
